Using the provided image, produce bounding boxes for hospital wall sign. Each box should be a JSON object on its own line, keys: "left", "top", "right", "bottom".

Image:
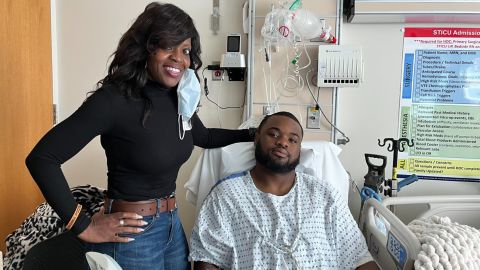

{"left": 397, "top": 27, "right": 480, "bottom": 182}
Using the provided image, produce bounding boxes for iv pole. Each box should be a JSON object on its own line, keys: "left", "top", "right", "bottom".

{"left": 378, "top": 137, "right": 414, "bottom": 213}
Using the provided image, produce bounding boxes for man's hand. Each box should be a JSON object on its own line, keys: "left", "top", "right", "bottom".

{"left": 78, "top": 207, "right": 146, "bottom": 243}
{"left": 356, "top": 261, "right": 380, "bottom": 270}
{"left": 194, "top": 261, "right": 220, "bottom": 270}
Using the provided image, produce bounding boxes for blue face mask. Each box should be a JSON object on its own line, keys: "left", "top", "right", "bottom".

{"left": 177, "top": 68, "right": 201, "bottom": 140}
{"left": 177, "top": 68, "right": 200, "bottom": 120}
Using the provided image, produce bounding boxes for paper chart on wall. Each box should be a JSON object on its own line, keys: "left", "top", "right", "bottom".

{"left": 397, "top": 27, "right": 480, "bottom": 182}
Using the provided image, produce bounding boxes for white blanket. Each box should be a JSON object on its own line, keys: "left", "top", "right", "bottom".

{"left": 184, "top": 141, "right": 349, "bottom": 213}
{"left": 408, "top": 216, "right": 480, "bottom": 270}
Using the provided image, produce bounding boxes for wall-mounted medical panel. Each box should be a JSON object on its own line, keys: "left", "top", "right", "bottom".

{"left": 317, "top": 45, "right": 363, "bottom": 88}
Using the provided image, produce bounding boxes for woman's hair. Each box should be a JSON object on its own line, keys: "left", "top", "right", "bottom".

{"left": 97, "top": 2, "right": 202, "bottom": 126}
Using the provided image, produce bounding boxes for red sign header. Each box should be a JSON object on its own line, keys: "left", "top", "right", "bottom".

{"left": 404, "top": 28, "right": 480, "bottom": 38}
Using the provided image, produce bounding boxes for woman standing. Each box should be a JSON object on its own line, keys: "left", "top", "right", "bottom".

{"left": 23, "top": 2, "right": 252, "bottom": 269}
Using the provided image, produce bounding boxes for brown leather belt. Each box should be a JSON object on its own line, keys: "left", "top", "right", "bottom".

{"left": 104, "top": 197, "right": 176, "bottom": 216}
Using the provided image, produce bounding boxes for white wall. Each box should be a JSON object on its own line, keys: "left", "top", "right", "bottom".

{"left": 338, "top": 22, "right": 480, "bottom": 221}
{"left": 54, "top": 0, "right": 247, "bottom": 239}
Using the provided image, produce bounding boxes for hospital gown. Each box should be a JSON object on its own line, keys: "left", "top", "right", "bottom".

{"left": 190, "top": 171, "right": 373, "bottom": 269}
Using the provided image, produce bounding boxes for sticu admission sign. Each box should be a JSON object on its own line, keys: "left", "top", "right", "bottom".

{"left": 398, "top": 28, "right": 480, "bottom": 182}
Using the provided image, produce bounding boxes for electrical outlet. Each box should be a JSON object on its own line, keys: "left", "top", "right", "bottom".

{"left": 212, "top": 69, "right": 223, "bottom": 81}
{"left": 306, "top": 106, "right": 321, "bottom": 129}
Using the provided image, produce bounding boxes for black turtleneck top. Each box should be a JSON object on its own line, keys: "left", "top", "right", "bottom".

{"left": 26, "top": 80, "right": 251, "bottom": 234}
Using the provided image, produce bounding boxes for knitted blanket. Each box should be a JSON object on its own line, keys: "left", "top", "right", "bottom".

{"left": 408, "top": 216, "right": 480, "bottom": 270}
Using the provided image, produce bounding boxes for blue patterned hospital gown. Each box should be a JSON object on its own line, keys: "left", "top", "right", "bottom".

{"left": 189, "top": 171, "right": 373, "bottom": 269}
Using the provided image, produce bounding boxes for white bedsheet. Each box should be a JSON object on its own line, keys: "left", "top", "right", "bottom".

{"left": 184, "top": 141, "right": 349, "bottom": 213}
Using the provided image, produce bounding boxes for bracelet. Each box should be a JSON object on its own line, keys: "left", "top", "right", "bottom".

{"left": 65, "top": 204, "right": 82, "bottom": 230}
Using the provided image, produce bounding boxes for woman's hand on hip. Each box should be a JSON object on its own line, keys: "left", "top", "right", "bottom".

{"left": 77, "top": 207, "right": 146, "bottom": 243}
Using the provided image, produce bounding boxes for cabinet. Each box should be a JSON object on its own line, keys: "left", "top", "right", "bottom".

{"left": 245, "top": 0, "right": 343, "bottom": 142}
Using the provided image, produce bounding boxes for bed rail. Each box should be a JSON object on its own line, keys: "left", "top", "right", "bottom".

{"left": 361, "top": 198, "right": 420, "bottom": 270}
{"left": 361, "top": 195, "right": 480, "bottom": 270}
{"left": 382, "top": 195, "right": 480, "bottom": 207}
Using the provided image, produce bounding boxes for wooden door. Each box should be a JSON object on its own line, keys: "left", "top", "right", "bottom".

{"left": 0, "top": 0, "right": 52, "bottom": 252}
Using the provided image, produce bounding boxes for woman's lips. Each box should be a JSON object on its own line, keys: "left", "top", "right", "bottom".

{"left": 164, "top": 66, "right": 182, "bottom": 78}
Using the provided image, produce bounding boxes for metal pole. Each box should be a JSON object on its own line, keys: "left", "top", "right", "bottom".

{"left": 245, "top": 0, "right": 255, "bottom": 121}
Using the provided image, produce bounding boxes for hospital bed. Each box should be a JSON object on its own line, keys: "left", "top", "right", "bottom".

{"left": 185, "top": 140, "right": 480, "bottom": 269}
{"left": 361, "top": 195, "right": 480, "bottom": 270}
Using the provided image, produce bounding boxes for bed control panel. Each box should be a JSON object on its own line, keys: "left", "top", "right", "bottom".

{"left": 387, "top": 233, "right": 407, "bottom": 270}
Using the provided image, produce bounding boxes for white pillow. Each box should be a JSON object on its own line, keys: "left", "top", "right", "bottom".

{"left": 86, "top": 252, "right": 122, "bottom": 270}
{"left": 184, "top": 141, "right": 349, "bottom": 214}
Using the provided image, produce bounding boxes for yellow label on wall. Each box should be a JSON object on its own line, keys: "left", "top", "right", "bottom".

{"left": 399, "top": 158, "right": 480, "bottom": 177}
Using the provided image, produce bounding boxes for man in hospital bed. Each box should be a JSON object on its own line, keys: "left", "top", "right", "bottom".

{"left": 189, "top": 111, "right": 379, "bottom": 270}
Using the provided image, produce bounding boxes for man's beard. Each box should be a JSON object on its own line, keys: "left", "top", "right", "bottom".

{"left": 255, "top": 142, "right": 300, "bottom": 174}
